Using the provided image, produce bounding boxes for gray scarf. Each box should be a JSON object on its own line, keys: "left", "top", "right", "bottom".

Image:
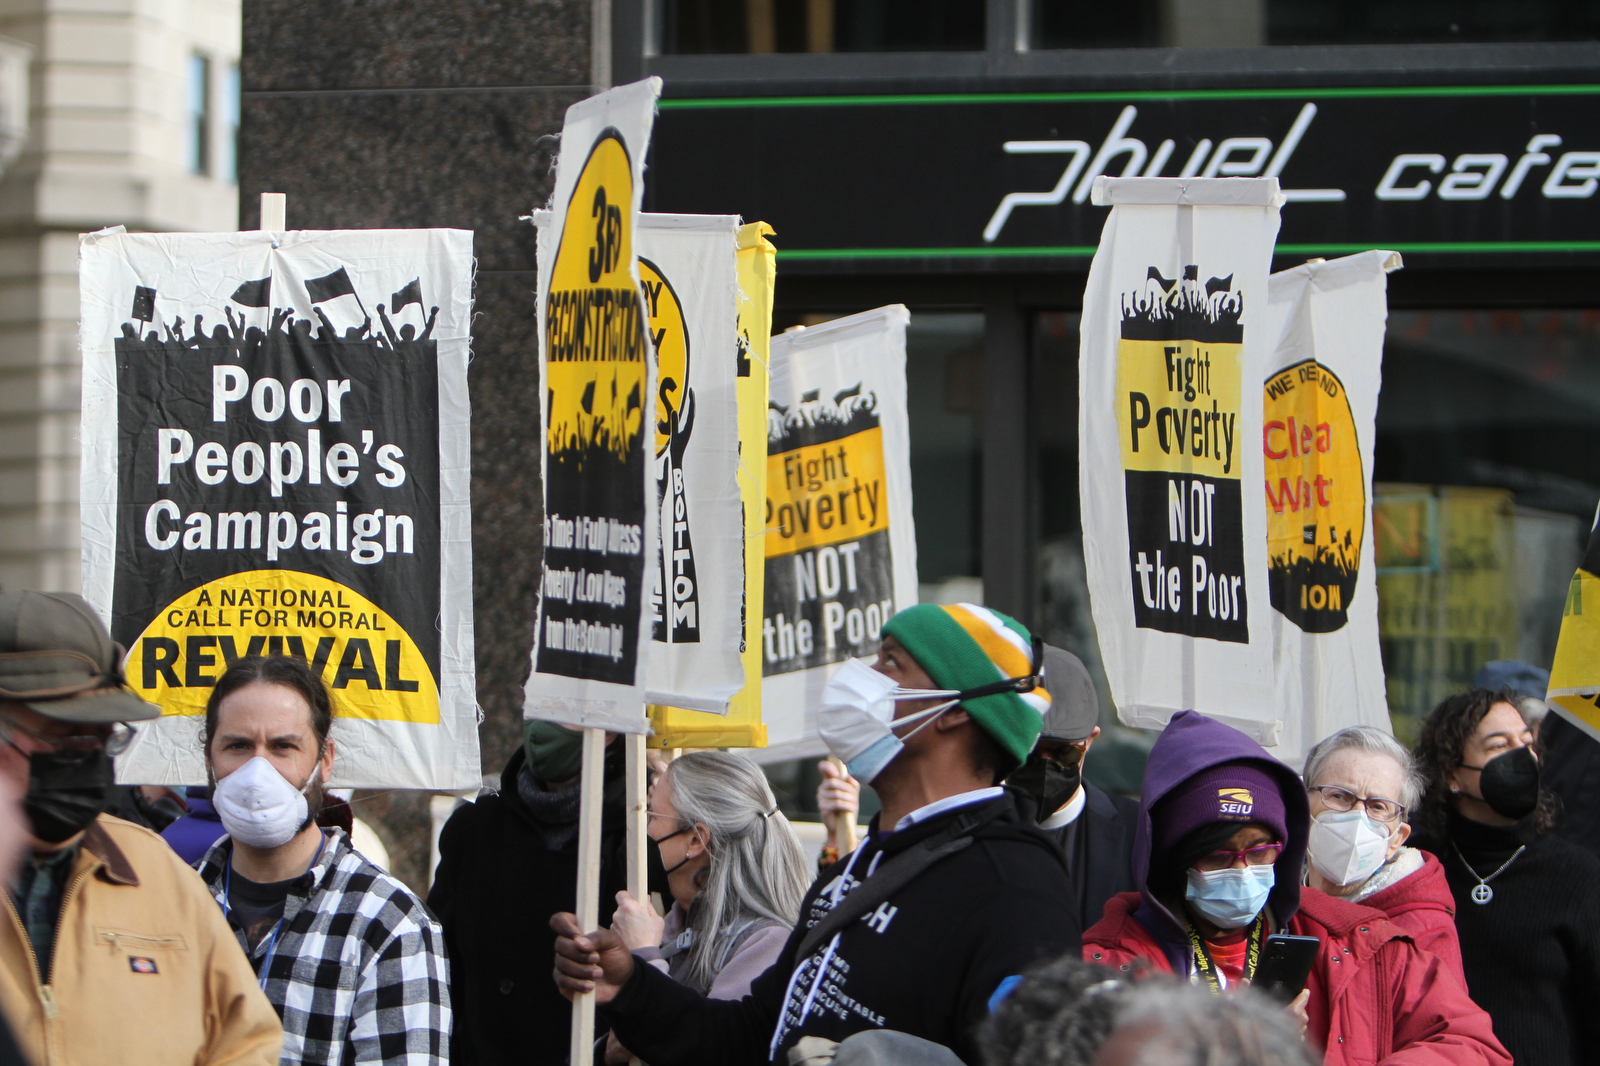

{"left": 516, "top": 764, "right": 582, "bottom": 851}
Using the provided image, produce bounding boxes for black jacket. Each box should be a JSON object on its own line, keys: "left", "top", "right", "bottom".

{"left": 428, "top": 745, "right": 635, "bottom": 1066}
{"left": 603, "top": 792, "right": 1080, "bottom": 1066}
{"left": 1415, "top": 808, "right": 1600, "bottom": 1066}
{"left": 1029, "top": 782, "right": 1139, "bottom": 932}
{"left": 1539, "top": 710, "right": 1600, "bottom": 859}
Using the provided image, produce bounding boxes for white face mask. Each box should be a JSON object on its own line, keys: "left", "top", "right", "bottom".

{"left": 213, "top": 755, "right": 320, "bottom": 849}
{"left": 1306, "top": 809, "right": 1390, "bottom": 887}
{"left": 817, "top": 659, "right": 958, "bottom": 784}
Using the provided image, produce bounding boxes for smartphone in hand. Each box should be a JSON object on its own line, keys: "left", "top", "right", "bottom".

{"left": 1252, "top": 934, "right": 1320, "bottom": 1002}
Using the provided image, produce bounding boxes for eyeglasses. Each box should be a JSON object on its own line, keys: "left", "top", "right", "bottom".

{"left": 1036, "top": 740, "right": 1089, "bottom": 768}
{"left": 1193, "top": 842, "right": 1283, "bottom": 873}
{"left": 1308, "top": 785, "right": 1406, "bottom": 823}
{"left": 0, "top": 717, "right": 137, "bottom": 757}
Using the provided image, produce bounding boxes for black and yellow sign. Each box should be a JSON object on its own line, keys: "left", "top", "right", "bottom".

{"left": 763, "top": 387, "right": 895, "bottom": 674}
{"left": 1263, "top": 358, "right": 1364, "bottom": 632}
{"left": 640, "top": 256, "right": 700, "bottom": 643}
{"left": 111, "top": 285, "right": 444, "bottom": 719}
{"left": 1115, "top": 266, "right": 1249, "bottom": 643}
{"left": 536, "top": 128, "right": 652, "bottom": 684}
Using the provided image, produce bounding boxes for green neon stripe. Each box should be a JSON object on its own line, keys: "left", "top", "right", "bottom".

{"left": 776, "top": 241, "right": 1600, "bottom": 261}
{"left": 660, "top": 83, "right": 1600, "bottom": 111}
{"left": 778, "top": 245, "right": 1096, "bottom": 260}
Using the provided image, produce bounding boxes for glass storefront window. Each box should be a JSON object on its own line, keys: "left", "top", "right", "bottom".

{"left": 1032, "top": 0, "right": 1600, "bottom": 49}
{"left": 658, "top": 0, "right": 985, "bottom": 54}
{"left": 1032, "top": 307, "right": 1599, "bottom": 766}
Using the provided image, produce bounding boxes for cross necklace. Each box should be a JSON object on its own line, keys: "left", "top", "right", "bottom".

{"left": 1452, "top": 840, "right": 1526, "bottom": 904}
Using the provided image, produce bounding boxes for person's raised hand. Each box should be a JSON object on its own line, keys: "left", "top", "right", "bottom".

{"left": 611, "top": 890, "right": 665, "bottom": 951}
{"left": 817, "top": 759, "right": 860, "bottom": 836}
{"left": 1285, "top": 988, "right": 1310, "bottom": 1036}
{"left": 551, "top": 911, "right": 635, "bottom": 1004}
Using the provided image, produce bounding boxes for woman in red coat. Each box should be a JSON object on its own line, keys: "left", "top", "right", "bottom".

{"left": 1301, "top": 726, "right": 1465, "bottom": 983}
{"left": 1081, "top": 710, "right": 1508, "bottom": 1066}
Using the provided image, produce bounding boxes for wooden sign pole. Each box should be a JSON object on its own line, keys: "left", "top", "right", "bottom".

{"left": 260, "top": 192, "right": 286, "bottom": 231}
{"left": 624, "top": 732, "right": 648, "bottom": 1066}
{"left": 569, "top": 727, "right": 606, "bottom": 1066}
{"left": 625, "top": 733, "right": 648, "bottom": 900}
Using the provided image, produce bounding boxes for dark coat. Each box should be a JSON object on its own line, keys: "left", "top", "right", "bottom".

{"left": 428, "top": 745, "right": 636, "bottom": 1066}
{"left": 1539, "top": 710, "right": 1600, "bottom": 858}
{"left": 602, "top": 792, "right": 1080, "bottom": 1066}
{"left": 1038, "top": 782, "right": 1139, "bottom": 932}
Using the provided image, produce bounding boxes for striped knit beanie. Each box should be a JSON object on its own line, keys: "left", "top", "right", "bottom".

{"left": 880, "top": 602, "right": 1050, "bottom": 768}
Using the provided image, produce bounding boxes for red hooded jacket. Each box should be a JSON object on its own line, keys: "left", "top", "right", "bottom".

{"left": 1357, "top": 848, "right": 1466, "bottom": 987}
{"left": 1085, "top": 888, "right": 1508, "bottom": 1066}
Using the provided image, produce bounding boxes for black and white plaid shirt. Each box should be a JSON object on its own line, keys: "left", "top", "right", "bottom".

{"left": 198, "top": 828, "right": 451, "bottom": 1065}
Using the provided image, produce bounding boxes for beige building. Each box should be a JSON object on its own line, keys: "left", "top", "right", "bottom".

{"left": 0, "top": 0, "right": 238, "bottom": 594}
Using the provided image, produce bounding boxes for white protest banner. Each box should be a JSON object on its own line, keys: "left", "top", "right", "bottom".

{"left": 754, "top": 306, "right": 919, "bottom": 762}
{"left": 1080, "top": 176, "right": 1283, "bottom": 745}
{"left": 79, "top": 227, "right": 478, "bottom": 789}
{"left": 637, "top": 216, "right": 746, "bottom": 711}
{"left": 1261, "top": 250, "right": 1401, "bottom": 764}
{"left": 523, "top": 77, "right": 661, "bottom": 735}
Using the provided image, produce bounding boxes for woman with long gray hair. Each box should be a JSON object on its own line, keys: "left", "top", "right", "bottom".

{"left": 604, "top": 750, "right": 809, "bottom": 1062}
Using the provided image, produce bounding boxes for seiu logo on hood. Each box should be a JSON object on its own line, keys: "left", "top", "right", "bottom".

{"left": 1217, "top": 787, "right": 1255, "bottom": 817}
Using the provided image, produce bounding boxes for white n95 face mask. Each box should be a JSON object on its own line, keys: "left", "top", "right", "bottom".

{"left": 213, "top": 755, "right": 319, "bottom": 849}
{"left": 1307, "top": 809, "right": 1390, "bottom": 887}
{"left": 817, "top": 659, "right": 958, "bottom": 784}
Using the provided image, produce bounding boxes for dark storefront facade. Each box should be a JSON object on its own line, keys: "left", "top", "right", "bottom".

{"left": 623, "top": 9, "right": 1600, "bottom": 782}
{"left": 241, "top": 3, "right": 1600, "bottom": 845}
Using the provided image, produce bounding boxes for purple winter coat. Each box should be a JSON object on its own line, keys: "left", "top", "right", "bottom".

{"left": 160, "top": 787, "right": 227, "bottom": 865}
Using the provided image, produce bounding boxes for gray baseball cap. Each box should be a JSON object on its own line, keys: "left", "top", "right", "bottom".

{"left": 1039, "top": 645, "right": 1099, "bottom": 742}
{"left": 0, "top": 591, "right": 160, "bottom": 723}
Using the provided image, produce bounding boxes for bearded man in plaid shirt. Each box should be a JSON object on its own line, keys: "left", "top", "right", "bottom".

{"left": 193, "top": 656, "right": 450, "bottom": 1065}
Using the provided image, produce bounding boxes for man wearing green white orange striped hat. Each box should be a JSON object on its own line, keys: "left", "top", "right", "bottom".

{"left": 550, "top": 601, "right": 1080, "bottom": 1064}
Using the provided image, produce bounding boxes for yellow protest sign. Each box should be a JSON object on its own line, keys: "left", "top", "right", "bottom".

{"left": 650, "top": 222, "right": 774, "bottom": 748}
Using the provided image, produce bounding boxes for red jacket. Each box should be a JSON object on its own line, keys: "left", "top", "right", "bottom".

{"left": 1358, "top": 849, "right": 1466, "bottom": 987}
{"left": 1083, "top": 889, "right": 1510, "bottom": 1066}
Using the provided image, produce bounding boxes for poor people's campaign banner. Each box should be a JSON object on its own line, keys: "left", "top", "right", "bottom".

{"left": 79, "top": 227, "right": 478, "bottom": 789}
{"left": 524, "top": 78, "right": 662, "bottom": 734}
{"left": 1080, "top": 177, "right": 1282, "bottom": 745}
{"left": 756, "top": 306, "right": 919, "bottom": 762}
{"left": 1261, "top": 250, "right": 1400, "bottom": 766}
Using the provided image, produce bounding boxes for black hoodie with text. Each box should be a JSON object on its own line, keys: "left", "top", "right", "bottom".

{"left": 603, "top": 790, "right": 1080, "bottom": 1065}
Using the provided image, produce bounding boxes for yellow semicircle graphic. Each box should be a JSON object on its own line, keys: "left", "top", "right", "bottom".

{"left": 123, "top": 570, "right": 440, "bottom": 723}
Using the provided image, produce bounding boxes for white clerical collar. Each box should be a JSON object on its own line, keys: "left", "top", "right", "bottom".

{"left": 893, "top": 787, "right": 1005, "bottom": 832}
{"left": 1039, "top": 786, "right": 1087, "bottom": 830}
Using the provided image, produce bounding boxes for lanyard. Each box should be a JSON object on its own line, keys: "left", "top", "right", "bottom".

{"left": 224, "top": 834, "right": 326, "bottom": 990}
{"left": 1185, "top": 912, "right": 1266, "bottom": 993}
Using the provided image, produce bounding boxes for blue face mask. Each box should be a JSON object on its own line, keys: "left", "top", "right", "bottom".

{"left": 1184, "top": 864, "right": 1275, "bottom": 929}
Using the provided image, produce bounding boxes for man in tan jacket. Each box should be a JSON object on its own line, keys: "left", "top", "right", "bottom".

{"left": 0, "top": 590, "right": 281, "bottom": 1066}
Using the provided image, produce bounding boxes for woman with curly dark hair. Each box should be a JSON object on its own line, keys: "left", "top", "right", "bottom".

{"left": 1411, "top": 687, "right": 1600, "bottom": 1065}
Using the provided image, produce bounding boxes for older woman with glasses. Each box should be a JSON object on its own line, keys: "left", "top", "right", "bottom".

{"left": 1301, "top": 726, "right": 1464, "bottom": 981}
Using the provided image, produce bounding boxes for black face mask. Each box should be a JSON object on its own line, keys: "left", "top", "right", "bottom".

{"left": 1010, "top": 755, "right": 1081, "bottom": 823}
{"left": 24, "top": 747, "right": 112, "bottom": 844}
{"left": 1466, "top": 745, "right": 1541, "bottom": 820}
{"left": 648, "top": 826, "right": 694, "bottom": 876}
